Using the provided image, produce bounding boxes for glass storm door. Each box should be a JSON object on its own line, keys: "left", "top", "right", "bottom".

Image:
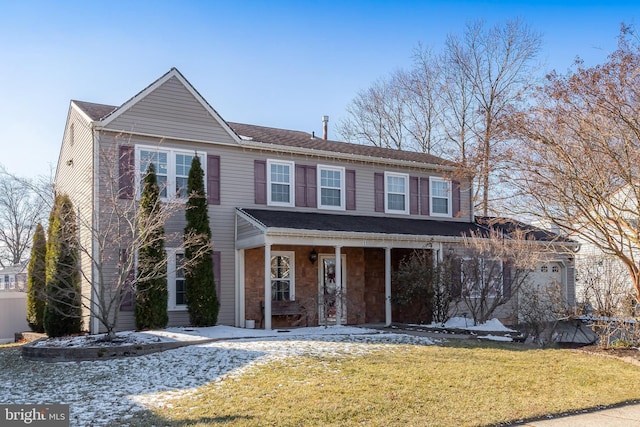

{"left": 318, "top": 255, "right": 347, "bottom": 324}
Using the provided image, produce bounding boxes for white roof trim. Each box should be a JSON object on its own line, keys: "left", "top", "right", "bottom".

{"left": 70, "top": 101, "right": 94, "bottom": 123}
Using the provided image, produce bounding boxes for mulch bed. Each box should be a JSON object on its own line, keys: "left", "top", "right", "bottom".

{"left": 577, "top": 345, "right": 640, "bottom": 367}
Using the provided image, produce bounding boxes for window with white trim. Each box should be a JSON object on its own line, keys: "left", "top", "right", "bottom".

{"left": 0, "top": 276, "right": 4, "bottom": 290}
{"left": 136, "top": 146, "right": 205, "bottom": 200}
{"left": 8, "top": 276, "right": 15, "bottom": 290}
{"left": 385, "top": 172, "right": 409, "bottom": 214}
{"left": 267, "top": 160, "right": 294, "bottom": 206}
{"left": 430, "top": 177, "right": 452, "bottom": 217}
{"left": 318, "top": 165, "right": 345, "bottom": 210}
{"left": 271, "top": 251, "right": 295, "bottom": 301}
{"left": 461, "top": 258, "right": 503, "bottom": 298}
{"left": 167, "top": 249, "right": 187, "bottom": 310}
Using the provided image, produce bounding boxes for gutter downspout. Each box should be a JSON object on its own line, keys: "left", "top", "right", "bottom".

{"left": 90, "top": 125, "right": 100, "bottom": 334}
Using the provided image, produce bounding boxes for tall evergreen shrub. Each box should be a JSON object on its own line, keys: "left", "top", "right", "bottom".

{"left": 44, "top": 195, "right": 82, "bottom": 337}
{"left": 26, "top": 223, "right": 46, "bottom": 332}
{"left": 184, "top": 156, "right": 219, "bottom": 326}
{"left": 135, "top": 163, "right": 168, "bottom": 330}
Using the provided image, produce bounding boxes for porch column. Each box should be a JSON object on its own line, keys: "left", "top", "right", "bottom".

{"left": 335, "top": 245, "right": 343, "bottom": 326}
{"left": 385, "top": 247, "right": 392, "bottom": 327}
{"left": 235, "top": 249, "right": 246, "bottom": 327}
{"left": 264, "top": 243, "right": 272, "bottom": 330}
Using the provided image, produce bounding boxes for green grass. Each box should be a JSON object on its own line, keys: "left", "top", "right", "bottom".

{"left": 123, "top": 341, "right": 640, "bottom": 427}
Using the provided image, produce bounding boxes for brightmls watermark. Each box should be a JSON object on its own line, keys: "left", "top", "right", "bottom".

{"left": 1, "top": 405, "right": 69, "bottom": 426}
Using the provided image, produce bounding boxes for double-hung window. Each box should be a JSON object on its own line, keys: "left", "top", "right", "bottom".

{"left": 271, "top": 252, "right": 294, "bottom": 301}
{"left": 175, "top": 153, "right": 198, "bottom": 198}
{"left": 136, "top": 146, "right": 205, "bottom": 200}
{"left": 0, "top": 276, "right": 4, "bottom": 290}
{"left": 167, "top": 249, "right": 187, "bottom": 310}
{"left": 139, "top": 149, "right": 169, "bottom": 198}
{"left": 385, "top": 172, "right": 409, "bottom": 214}
{"left": 267, "top": 160, "right": 294, "bottom": 206}
{"left": 461, "top": 258, "right": 503, "bottom": 298}
{"left": 430, "top": 177, "right": 452, "bottom": 217}
{"left": 318, "top": 165, "right": 345, "bottom": 210}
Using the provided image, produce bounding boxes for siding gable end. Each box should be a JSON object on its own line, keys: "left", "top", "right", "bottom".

{"left": 102, "top": 69, "right": 241, "bottom": 145}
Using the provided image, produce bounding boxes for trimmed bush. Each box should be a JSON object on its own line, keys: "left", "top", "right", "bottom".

{"left": 135, "top": 163, "right": 168, "bottom": 330}
{"left": 44, "top": 195, "right": 82, "bottom": 337}
{"left": 184, "top": 156, "right": 219, "bottom": 326}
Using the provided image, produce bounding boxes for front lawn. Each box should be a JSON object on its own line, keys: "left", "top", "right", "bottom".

{"left": 123, "top": 340, "right": 640, "bottom": 427}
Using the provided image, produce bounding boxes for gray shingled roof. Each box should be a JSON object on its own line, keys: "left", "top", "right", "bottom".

{"left": 239, "top": 209, "right": 573, "bottom": 243}
{"left": 476, "top": 217, "right": 575, "bottom": 243}
{"left": 72, "top": 100, "right": 118, "bottom": 121}
{"left": 239, "top": 208, "right": 486, "bottom": 237}
{"left": 228, "top": 122, "right": 452, "bottom": 166}
{"left": 71, "top": 99, "right": 453, "bottom": 166}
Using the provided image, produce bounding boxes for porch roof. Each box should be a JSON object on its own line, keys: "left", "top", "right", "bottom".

{"left": 238, "top": 208, "right": 487, "bottom": 241}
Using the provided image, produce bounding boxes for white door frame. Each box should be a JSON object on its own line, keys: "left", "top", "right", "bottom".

{"left": 318, "top": 254, "right": 347, "bottom": 325}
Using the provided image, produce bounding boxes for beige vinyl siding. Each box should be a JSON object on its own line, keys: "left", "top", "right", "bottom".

{"left": 55, "top": 106, "right": 97, "bottom": 331}
{"left": 222, "top": 147, "right": 473, "bottom": 223}
{"left": 105, "top": 76, "right": 238, "bottom": 145}
{"left": 77, "top": 113, "right": 474, "bottom": 331}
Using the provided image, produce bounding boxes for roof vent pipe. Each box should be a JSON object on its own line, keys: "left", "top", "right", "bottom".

{"left": 322, "top": 115, "right": 329, "bottom": 140}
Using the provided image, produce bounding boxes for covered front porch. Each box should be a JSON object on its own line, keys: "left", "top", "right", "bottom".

{"left": 234, "top": 208, "right": 485, "bottom": 330}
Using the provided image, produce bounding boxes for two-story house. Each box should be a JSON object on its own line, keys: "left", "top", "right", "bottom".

{"left": 0, "top": 262, "right": 28, "bottom": 292}
{"left": 55, "top": 68, "right": 575, "bottom": 333}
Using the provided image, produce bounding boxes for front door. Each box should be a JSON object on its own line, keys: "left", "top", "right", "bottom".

{"left": 318, "top": 255, "right": 347, "bottom": 325}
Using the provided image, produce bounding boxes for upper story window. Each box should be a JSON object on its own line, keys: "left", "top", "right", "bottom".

{"left": 136, "top": 146, "right": 205, "bottom": 200}
{"left": 267, "top": 160, "right": 294, "bottom": 207}
{"left": 385, "top": 172, "right": 409, "bottom": 214}
{"left": 175, "top": 153, "right": 198, "bottom": 198}
{"left": 318, "top": 165, "right": 345, "bottom": 210}
{"left": 430, "top": 177, "right": 452, "bottom": 217}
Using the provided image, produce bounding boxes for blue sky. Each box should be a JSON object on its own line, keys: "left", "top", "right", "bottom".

{"left": 0, "top": 0, "right": 637, "bottom": 178}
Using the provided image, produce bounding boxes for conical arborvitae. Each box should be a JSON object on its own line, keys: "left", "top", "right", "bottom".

{"left": 26, "top": 223, "right": 46, "bottom": 332}
{"left": 135, "top": 163, "right": 168, "bottom": 330}
{"left": 44, "top": 195, "right": 82, "bottom": 337}
{"left": 184, "top": 156, "right": 219, "bottom": 326}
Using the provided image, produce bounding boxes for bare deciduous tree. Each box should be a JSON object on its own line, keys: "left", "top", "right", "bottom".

{"left": 577, "top": 255, "right": 636, "bottom": 317}
{"left": 0, "top": 166, "right": 51, "bottom": 267}
{"left": 508, "top": 27, "right": 640, "bottom": 303}
{"left": 44, "top": 138, "right": 210, "bottom": 339}
{"left": 457, "top": 224, "right": 547, "bottom": 325}
{"left": 517, "top": 283, "right": 570, "bottom": 347}
{"left": 338, "top": 19, "right": 542, "bottom": 216}
{"left": 446, "top": 19, "right": 542, "bottom": 216}
{"left": 337, "top": 72, "right": 413, "bottom": 151}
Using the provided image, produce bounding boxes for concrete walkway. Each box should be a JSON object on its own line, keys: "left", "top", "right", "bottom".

{"left": 521, "top": 403, "right": 640, "bottom": 426}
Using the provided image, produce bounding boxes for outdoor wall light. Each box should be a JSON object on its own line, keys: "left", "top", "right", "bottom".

{"left": 309, "top": 248, "right": 318, "bottom": 265}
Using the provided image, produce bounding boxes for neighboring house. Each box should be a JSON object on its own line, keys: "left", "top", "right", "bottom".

{"left": 0, "top": 262, "right": 28, "bottom": 292}
{"left": 54, "top": 68, "right": 576, "bottom": 333}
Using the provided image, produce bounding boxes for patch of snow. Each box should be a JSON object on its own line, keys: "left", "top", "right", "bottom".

{"left": 1, "top": 326, "right": 434, "bottom": 427}
{"left": 478, "top": 335, "right": 514, "bottom": 342}
{"left": 418, "top": 317, "right": 516, "bottom": 332}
